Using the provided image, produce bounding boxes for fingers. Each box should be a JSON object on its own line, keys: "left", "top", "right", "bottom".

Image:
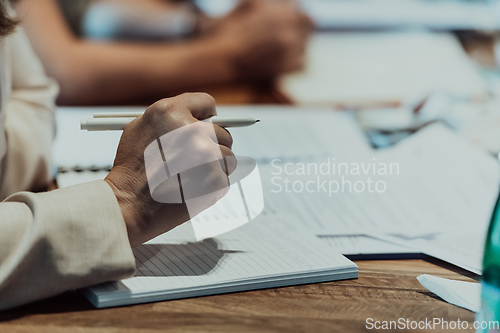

{"left": 233, "top": 0, "right": 261, "bottom": 13}
{"left": 213, "top": 124, "right": 236, "bottom": 175}
{"left": 300, "top": 12, "right": 315, "bottom": 33}
{"left": 175, "top": 92, "right": 217, "bottom": 120}
{"left": 141, "top": 93, "right": 217, "bottom": 137}
{"left": 219, "top": 145, "right": 237, "bottom": 175}
{"left": 212, "top": 124, "right": 233, "bottom": 149}
{"left": 282, "top": 37, "right": 307, "bottom": 72}
{"left": 265, "top": 2, "right": 310, "bottom": 73}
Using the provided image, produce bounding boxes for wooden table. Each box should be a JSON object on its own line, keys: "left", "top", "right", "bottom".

{"left": 0, "top": 258, "right": 478, "bottom": 333}
{"left": 102, "top": 80, "right": 291, "bottom": 107}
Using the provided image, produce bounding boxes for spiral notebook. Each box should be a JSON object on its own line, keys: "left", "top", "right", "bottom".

{"left": 82, "top": 213, "right": 358, "bottom": 308}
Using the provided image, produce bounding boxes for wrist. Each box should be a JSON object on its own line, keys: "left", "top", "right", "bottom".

{"left": 104, "top": 176, "right": 144, "bottom": 248}
{"left": 199, "top": 35, "right": 240, "bottom": 82}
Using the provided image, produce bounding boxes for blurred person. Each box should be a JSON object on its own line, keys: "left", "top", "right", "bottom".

{"left": 15, "top": 0, "right": 312, "bottom": 105}
{"left": 0, "top": 0, "right": 236, "bottom": 310}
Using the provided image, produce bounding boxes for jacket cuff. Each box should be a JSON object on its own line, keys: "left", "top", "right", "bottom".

{"left": 3, "top": 180, "right": 135, "bottom": 307}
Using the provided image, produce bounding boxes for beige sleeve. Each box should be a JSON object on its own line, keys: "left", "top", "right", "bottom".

{"left": 0, "top": 180, "right": 136, "bottom": 311}
{"left": 0, "top": 26, "right": 59, "bottom": 199}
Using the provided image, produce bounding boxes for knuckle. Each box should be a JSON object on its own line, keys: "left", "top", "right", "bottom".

{"left": 196, "top": 92, "right": 216, "bottom": 108}
{"left": 144, "top": 99, "right": 175, "bottom": 119}
{"left": 153, "top": 98, "right": 174, "bottom": 111}
{"left": 177, "top": 92, "right": 194, "bottom": 102}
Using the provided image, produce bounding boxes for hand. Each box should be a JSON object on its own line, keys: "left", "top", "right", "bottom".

{"left": 211, "top": 0, "right": 313, "bottom": 80}
{"left": 104, "top": 93, "right": 236, "bottom": 247}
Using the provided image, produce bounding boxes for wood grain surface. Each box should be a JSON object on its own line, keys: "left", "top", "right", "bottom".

{"left": 0, "top": 258, "right": 479, "bottom": 333}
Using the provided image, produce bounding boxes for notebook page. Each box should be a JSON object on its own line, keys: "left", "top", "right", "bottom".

{"left": 85, "top": 213, "right": 357, "bottom": 306}
{"left": 133, "top": 215, "right": 354, "bottom": 287}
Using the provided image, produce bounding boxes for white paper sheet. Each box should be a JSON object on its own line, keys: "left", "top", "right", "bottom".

{"left": 419, "top": 231, "right": 486, "bottom": 275}
{"left": 377, "top": 228, "right": 487, "bottom": 275}
{"left": 303, "top": 0, "right": 500, "bottom": 30}
{"left": 417, "top": 274, "right": 481, "bottom": 312}
{"left": 319, "top": 235, "right": 417, "bottom": 256}
{"left": 280, "top": 32, "right": 486, "bottom": 107}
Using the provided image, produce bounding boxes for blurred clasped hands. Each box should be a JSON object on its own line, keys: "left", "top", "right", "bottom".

{"left": 201, "top": 0, "right": 313, "bottom": 79}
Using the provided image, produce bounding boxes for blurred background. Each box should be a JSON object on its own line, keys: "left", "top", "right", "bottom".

{"left": 15, "top": 0, "right": 500, "bottom": 152}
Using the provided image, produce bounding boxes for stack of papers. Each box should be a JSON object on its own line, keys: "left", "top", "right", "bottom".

{"left": 367, "top": 125, "right": 497, "bottom": 274}
{"left": 237, "top": 119, "right": 498, "bottom": 273}
{"left": 255, "top": 124, "right": 498, "bottom": 235}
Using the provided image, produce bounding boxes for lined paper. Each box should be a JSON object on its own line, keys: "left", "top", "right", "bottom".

{"left": 257, "top": 124, "right": 499, "bottom": 236}
{"left": 84, "top": 213, "right": 357, "bottom": 308}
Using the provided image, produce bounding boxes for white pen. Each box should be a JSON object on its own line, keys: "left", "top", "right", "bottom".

{"left": 81, "top": 116, "right": 260, "bottom": 131}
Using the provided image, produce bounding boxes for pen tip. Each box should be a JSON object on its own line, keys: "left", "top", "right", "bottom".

{"left": 256, "top": 119, "right": 261, "bottom": 123}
